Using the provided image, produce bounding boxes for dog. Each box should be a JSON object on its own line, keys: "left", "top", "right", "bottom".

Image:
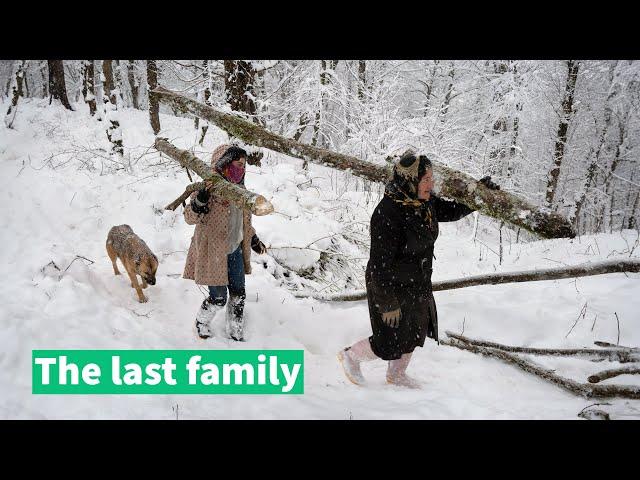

{"left": 106, "top": 225, "right": 158, "bottom": 303}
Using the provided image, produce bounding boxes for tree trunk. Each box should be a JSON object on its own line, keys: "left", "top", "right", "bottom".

{"left": 152, "top": 86, "right": 576, "bottom": 239}
{"left": 113, "top": 60, "right": 125, "bottom": 106}
{"left": 295, "top": 259, "right": 640, "bottom": 302}
{"left": 147, "top": 60, "right": 160, "bottom": 134}
{"left": 5, "top": 60, "right": 27, "bottom": 128}
{"left": 545, "top": 60, "right": 580, "bottom": 209}
{"left": 102, "top": 60, "right": 116, "bottom": 105}
{"left": 47, "top": 60, "right": 73, "bottom": 110}
{"left": 573, "top": 62, "right": 618, "bottom": 233}
{"left": 223, "top": 60, "right": 262, "bottom": 166}
{"left": 604, "top": 111, "right": 629, "bottom": 231}
{"left": 439, "top": 62, "right": 455, "bottom": 120}
{"left": 126, "top": 60, "right": 139, "bottom": 109}
{"left": 23, "top": 71, "right": 29, "bottom": 98}
{"left": 40, "top": 60, "right": 48, "bottom": 98}
{"left": 358, "top": 60, "right": 366, "bottom": 100}
{"left": 154, "top": 138, "right": 273, "bottom": 216}
{"left": 81, "top": 60, "right": 97, "bottom": 116}
{"left": 628, "top": 189, "right": 640, "bottom": 229}
{"left": 311, "top": 60, "right": 338, "bottom": 150}
{"left": 198, "top": 59, "right": 211, "bottom": 146}
{"left": 102, "top": 60, "right": 123, "bottom": 158}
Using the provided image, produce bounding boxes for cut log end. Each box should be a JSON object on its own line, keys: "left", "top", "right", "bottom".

{"left": 253, "top": 195, "right": 274, "bottom": 216}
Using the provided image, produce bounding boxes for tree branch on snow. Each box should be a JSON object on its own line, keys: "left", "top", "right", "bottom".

{"left": 441, "top": 336, "right": 640, "bottom": 400}
{"left": 588, "top": 366, "right": 640, "bottom": 384}
{"left": 594, "top": 340, "right": 639, "bottom": 351}
{"left": 151, "top": 86, "right": 576, "bottom": 240}
{"left": 295, "top": 259, "right": 640, "bottom": 302}
{"left": 444, "top": 331, "right": 640, "bottom": 363}
{"left": 154, "top": 138, "right": 273, "bottom": 216}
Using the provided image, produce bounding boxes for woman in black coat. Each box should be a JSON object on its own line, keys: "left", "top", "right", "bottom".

{"left": 338, "top": 152, "right": 499, "bottom": 388}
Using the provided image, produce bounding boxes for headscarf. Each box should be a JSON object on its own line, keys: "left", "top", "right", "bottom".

{"left": 210, "top": 144, "right": 248, "bottom": 185}
{"left": 384, "top": 151, "right": 433, "bottom": 207}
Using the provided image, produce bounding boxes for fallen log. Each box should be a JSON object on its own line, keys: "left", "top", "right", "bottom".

{"left": 154, "top": 137, "right": 274, "bottom": 216}
{"left": 293, "top": 259, "right": 640, "bottom": 302}
{"left": 151, "top": 86, "right": 575, "bottom": 240}
{"left": 445, "top": 331, "right": 640, "bottom": 363}
{"left": 588, "top": 366, "right": 640, "bottom": 384}
{"left": 594, "top": 341, "right": 640, "bottom": 351}
{"left": 441, "top": 336, "right": 640, "bottom": 400}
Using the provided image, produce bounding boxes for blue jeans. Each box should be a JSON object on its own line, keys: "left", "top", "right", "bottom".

{"left": 208, "top": 245, "right": 245, "bottom": 304}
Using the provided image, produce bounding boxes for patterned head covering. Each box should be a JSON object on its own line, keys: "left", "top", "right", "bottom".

{"left": 390, "top": 150, "right": 433, "bottom": 199}
{"left": 210, "top": 144, "right": 248, "bottom": 185}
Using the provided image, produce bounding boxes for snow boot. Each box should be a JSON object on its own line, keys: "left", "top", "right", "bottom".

{"left": 226, "top": 290, "right": 246, "bottom": 341}
{"left": 337, "top": 347, "right": 366, "bottom": 386}
{"left": 195, "top": 296, "right": 225, "bottom": 339}
{"left": 386, "top": 353, "right": 422, "bottom": 389}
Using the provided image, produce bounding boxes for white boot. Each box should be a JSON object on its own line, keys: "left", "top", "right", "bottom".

{"left": 337, "top": 348, "right": 366, "bottom": 385}
{"left": 386, "top": 353, "right": 422, "bottom": 389}
{"left": 337, "top": 339, "right": 378, "bottom": 386}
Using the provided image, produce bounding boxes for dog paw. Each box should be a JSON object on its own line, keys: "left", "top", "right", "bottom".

{"left": 138, "top": 295, "right": 148, "bottom": 303}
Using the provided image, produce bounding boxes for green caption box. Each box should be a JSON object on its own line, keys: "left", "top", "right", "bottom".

{"left": 32, "top": 350, "right": 304, "bottom": 394}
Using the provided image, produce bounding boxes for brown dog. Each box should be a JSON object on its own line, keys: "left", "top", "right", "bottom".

{"left": 106, "top": 225, "right": 158, "bottom": 303}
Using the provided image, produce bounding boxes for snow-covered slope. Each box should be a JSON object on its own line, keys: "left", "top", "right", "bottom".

{"left": 1, "top": 98, "right": 639, "bottom": 419}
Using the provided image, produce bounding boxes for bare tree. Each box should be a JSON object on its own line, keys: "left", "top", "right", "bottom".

{"left": 224, "top": 60, "right": 262, "bottom": 166}
{"left": 47, "top": 60, "right": 74, "bottom": 110}
{"left": 127, "top": 60, "right": 140, "bottom": 109}
{"left": 311, "top": 60, "right": 339, "bottom": 150}
{"left": 81, "top": 60, "right": 97, "bottom": 116}
{"left": 545, "top": 60, "right": 580, "bottom": 209}
{"left": 5, "top": 60, "right": 27, "bottom": 128}
{"left": 358, "top": 60, "right": 366, "bottom": 100}
{"left": 102, "top": 60, "right": 124, "bottom": 158}
{"left": 147, "top": 60, "right": 160, "bottom": 134}
{"left": 198, "top": 59, "right": 212, "bottom": 145}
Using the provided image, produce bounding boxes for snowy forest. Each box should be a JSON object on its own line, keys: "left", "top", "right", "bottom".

{"left": 4, "top": 59, "right": 640, "bottom": 234}
{"left": 1, "top": 59, "right": 639, "bottom": 420}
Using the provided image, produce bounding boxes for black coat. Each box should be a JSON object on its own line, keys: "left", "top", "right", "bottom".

{"left": 365, "top": 194, "right": 473, "bottom": 360}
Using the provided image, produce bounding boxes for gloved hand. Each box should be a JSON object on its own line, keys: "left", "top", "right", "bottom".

{"left": 191, "top": 189, "right": 211, "bottom": 214}
{"left": 381, "top": 308, "right": 401, "bottom": 328}
{"left": 479, "top": 176, "right": 500, "bottom": 190}
{"left": 251, "top": 234, "right": 267, "bottom": 254}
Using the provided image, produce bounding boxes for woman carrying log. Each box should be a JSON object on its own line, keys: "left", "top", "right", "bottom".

{"left": 338, "top": 152, "right": 499, "bottom": 388}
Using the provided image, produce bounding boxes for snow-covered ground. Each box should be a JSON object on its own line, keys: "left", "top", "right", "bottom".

{"left": 1, "top": 98, "right": 639, "bottom": 419}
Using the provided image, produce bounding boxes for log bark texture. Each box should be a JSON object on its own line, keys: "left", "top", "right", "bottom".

{"left": 294, "top": 259, "right": 640, "bottom": 302}
{"left": 442, "top": 335, "right": 640, "bottom": 400}
{"left": 154, "top": 138, "right": 273, "bottom": 216}
{"left": 151, "top": 86, "right": 576, "bottom": 240}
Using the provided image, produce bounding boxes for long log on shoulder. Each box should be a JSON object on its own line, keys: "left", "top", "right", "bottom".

{"left": 151, "top": 86, "right": 575, "bottom": 239}
{"left": 294, "top": 259, "right": 640, "bottom": 302}
{"left": 154, "top": 137, "right": 273, "bottom": 216}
